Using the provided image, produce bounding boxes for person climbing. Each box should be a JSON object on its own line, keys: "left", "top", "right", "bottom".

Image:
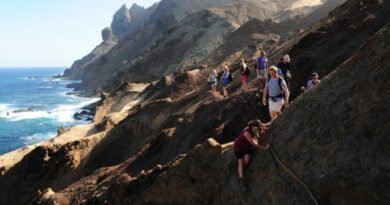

{"left": 256, "top": 51, "right": 269, "bottom": 90}
{"left": 240, "top": 58, "right": 250, "bottom": 92}
{"left": 209, "top": 69, "right": 218, "bottom": 92}
{"left": 301, "top": 72, "right": 321, "bottom": 92}
{"left": 221, "top": 66, "right": 231, "bottom": 98}
{"left": 234, "top": 120, "right": 270, "bottom": 191}
{"left": 262, "top": 66, "right": 290, "bottom": 121}
{"left": 277, "top": 55, "right": 291, "bottom": 88}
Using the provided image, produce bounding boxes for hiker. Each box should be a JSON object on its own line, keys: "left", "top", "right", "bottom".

{"left": 301, "top": 72, "right": 321, "bottom": 92}
{"left": 277, "top": 55, "right": 291, "bottom": 87}
{"left": 256, "top": 51, "right": 269, "bottom": 90}
{"left": 262, "top": 66, "right": 290, "bottom": 121}
{"left": 240, "top": 58, "right": 250, "bottom": 92}
{"left": 209, "top": 69, "right": 218, "bottom": 92}
{"left": 221, "top": 66, "right": 231, "bottom": 98}
{"left": 234, "top": 120, "right": 270, "bottom": 190}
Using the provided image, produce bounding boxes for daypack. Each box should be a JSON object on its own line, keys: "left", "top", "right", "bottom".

{"left": 277, "top": 67, "right": 284, "bottom": 78}
{"left": 267, "top": 77, "right": 284, "bottom": 101}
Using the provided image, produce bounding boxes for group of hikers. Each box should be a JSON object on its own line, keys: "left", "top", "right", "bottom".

{"left": 208, "top": 50, "right": 322, "bottom": 190}
{"left": 208, "top": 50, "right": 321, "bottom": 120}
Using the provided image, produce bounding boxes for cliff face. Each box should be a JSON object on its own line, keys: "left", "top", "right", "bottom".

{"left": 62, "top": 28, "right": 118, "bottom": 80}
{"left": 62, "top": 3, "right": 157, "bottom": 80}
{"left": 77, "top": 0, "right": 344, "bottom": 95}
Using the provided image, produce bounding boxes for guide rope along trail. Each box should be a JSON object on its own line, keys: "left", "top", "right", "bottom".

{"left": 265, "top": 134, "right": 319, "bottom": 205}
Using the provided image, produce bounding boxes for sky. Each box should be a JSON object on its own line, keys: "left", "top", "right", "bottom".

{"left": 0, "top": 0, "right": 160, "bottom": 68}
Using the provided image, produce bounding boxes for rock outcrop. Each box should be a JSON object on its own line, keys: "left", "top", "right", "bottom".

{"left": 62, "top": 3, "right": 157, "bottom": 80}
{"left": 111, "top": 5, "right": 132, "bottom": 37}
{"left": 77, "top": 0, "right": 345, "bottom": 95}
{"left": 279, "top": 0, "right": 390, "bottom": 99}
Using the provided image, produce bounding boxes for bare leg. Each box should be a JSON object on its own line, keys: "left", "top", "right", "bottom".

{"left": 237, "top": 159, "right": 245, "bottom": 178}
{"left": 244, "top": 154, "right": 251, "bottom": 166}
{"left": 223, "top": 86, "right": 228, "bottom": 97}
{"left": 270, "top": 111, "right": 279, "bottom": 121}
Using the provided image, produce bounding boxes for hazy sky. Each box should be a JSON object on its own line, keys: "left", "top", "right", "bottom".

{"left": 0, "top": 0, "right": 160, "bottom": 68}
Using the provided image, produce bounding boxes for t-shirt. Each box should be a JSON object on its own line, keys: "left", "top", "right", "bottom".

{"left": 210, "top": 73, "right": 217, "bottom": 82}
{"left": 307, "top": 80, "right": 320, "bottom": 90}
{"left": 222, "top": 71, "right": 230, "bottom": 84}
{"left": 257, "top": 57, "right": 268, "bottom": 70}
{"left": 267, "top": 77, "right": 287, "bottom": 98}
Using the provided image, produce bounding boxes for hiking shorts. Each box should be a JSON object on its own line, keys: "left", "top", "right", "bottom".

{"left": 222, "top": 79, "right": 230, "bottom": 86}
{"left": 269, "top": 98, "right": 284, "bottom": 113}
{"left": 234, "top": 149, "right": 254, "bottom": 159}
{"left": 258, "top": 70, "right": 267, "bottom": 79}
{"left": 241, "top": 75, "right": 248, "bottom": 83}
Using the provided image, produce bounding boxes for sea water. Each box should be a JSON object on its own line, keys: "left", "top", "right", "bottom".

{"left": 0, "top": 68, "right": 99, "bottom": 155}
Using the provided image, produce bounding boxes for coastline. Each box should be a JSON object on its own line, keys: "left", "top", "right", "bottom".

{"left": 0, "top": 70, "right": 101, "bottom": 156}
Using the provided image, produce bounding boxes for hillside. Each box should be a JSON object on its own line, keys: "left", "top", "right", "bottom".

{"left": 67, "top": 0, "right": 343, "bottom": 95}
{"left": 38, "top": 19, "right": 390, "bottom": 205}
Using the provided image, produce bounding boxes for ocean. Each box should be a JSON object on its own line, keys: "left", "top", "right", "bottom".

{"left": 0, "top": 68, "right": 99, "bottom": 155}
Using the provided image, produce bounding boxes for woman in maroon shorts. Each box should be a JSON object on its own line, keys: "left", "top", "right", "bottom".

{"left": 234, "top": 120, "right": 270, "bottom": 190}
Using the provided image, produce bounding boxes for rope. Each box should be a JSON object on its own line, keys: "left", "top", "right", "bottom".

{"left": 265, "top": 134, "right": 319, "bottom": 205}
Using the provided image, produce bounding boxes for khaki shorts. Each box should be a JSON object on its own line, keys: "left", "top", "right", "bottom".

{"left": 258, "top": 70, "right": 267, "bottom": 78}
{"left": 269, "top": 98, "right": 284, "bottom": 113}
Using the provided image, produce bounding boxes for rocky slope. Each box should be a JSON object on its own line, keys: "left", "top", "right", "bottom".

{"left": 276, "top": 0, "right": 390, "bottom": 99}
{"left": 38, "top": 19, "right": 390, "bottom": 205}
{"left": 73, "top": 0, "right": 344, "bottom": 95}
{"left": 1, "top": 0, "right": 387, "bottom": 204}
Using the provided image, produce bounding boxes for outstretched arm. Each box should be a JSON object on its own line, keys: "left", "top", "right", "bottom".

{"left": 282, "top": 84, "right": 289, "bottom": 106}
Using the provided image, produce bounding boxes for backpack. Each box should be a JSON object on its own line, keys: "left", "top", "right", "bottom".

{"left": 267, "top": 77, "right": 284, "bottom": 100}
{"left": 277, "top": 67, "right": 284, "bottom": 78}
{"left": 245, "top": 67, "right": 251, "bottom": 76}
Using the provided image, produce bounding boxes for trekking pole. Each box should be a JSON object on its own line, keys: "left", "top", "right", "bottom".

{"left": 265, "top": 134, "right": 319, "bottom": 205}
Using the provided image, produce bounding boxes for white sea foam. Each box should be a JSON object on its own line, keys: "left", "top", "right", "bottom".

{"left": 0, "top": 97, "right": 100, "bottom": 122}
{"left": 20, "top": 132, "right": 57, "bottom": 145}
{"left": 0, "top": 104, "right": 12, "bottom": 112}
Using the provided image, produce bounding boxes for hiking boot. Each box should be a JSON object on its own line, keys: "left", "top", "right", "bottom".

{"left": 239, "top": 178, "right": 248, "bottom": 191}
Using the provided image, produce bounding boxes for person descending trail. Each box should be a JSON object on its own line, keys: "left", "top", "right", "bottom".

{"left": 234, "top": 120, "right": 270, "bottom": 191}
{"left": 221, "top": 66, "right": 231, "bottom": 98}
{"left": 209, "top": 69, "right": 218, "bottom": 92}
{"left": 301, "top": 72, "right": 321, "bottom": 92}
{"left": 240, "top": 59, "right": 250, "bottom": 92}
{"left": 256, "top": 51, "right": 269, "bottom": 90}
{"left": 262, "top": 66, "right": 290, "bottom": 121}
{"left": 277, "top": 55, "right": 291, "bottom": 88}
